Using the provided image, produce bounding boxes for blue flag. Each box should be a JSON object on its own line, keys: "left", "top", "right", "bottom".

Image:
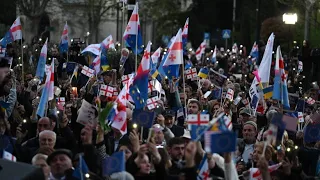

{"left": 304, "top": 123, "right": 320, "bottom": 143}
{"left": 132, "top": 109, "right": 155, "bottom": 128}
{"left": 1, "top": 31, "right": 13, "bottom": 47}
{"left": 129, "top": 85, "right": 146, "bottom": 109}
{"left": 271, "top": 113, "right": 286, "bottom": 141}
{"left": 209, "top": 131, "right": 237, "bottom": 153}
{"left": 189, "top": 125, "right": 207, "bottom": 140}
{"left": 102, "top": 151, "right": 125, "bottom": 176}
{"left": 72, "top": 155, "right": 89, "bottom": 179}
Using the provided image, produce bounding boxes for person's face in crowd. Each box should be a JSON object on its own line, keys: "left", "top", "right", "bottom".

{"left": 164, "top": 116, "right": 175, "bottom": 128}
{"left": 16, "top": 103, "right": 25, "bottom": 116}
{"left": 39, "top": 133, "right": 55, "bottom": 149}
{"left": 185, "top": 87, "right": 192, "bottom": 99}
{"left": 154, "top": 130, "right": 164, "bottom": 145}
{"left": 0, "top": 119, "right": 6, "bottom": 135}
{"left": 202, "top": 81, "right": 210, "bottom": 91}
{"left": 156, "top": 114, "right": 165, "bottom": 125}
{"left": 168, "top": 143, "right": 184, "bottom": 161}
{"left": 119, "top": 145, "right": 132, "bottom": 161}
{"left": 188, "top": 102, "right": 199, "bottom": 114}
{"left": 252, "top": 144, "right": 263, "bottom": 163}
{"left": 103, "top": 75, "right": 112, "bottom": 84}
{"left": 212, "top": 104, "right": 220, "bottom": 115}
{"left": 37, "top": 118, "right": 52, "bottom": 134}
{"left": 138, "top": 154, "right": 151, "bottom": 174}
{"left": 241, "top": 113, "right": 250, "bottom": 123}
{"left": 0, "top": 67, "right": 9, "bottom": 84}
{"left": 242, "top": 124, "right": 257, "bottom": 143}
{"left": 50, "top": 154, "right": 73, "bottom": 178}
{"left": 33, "top": 158, "right": 50, "bottom": 178}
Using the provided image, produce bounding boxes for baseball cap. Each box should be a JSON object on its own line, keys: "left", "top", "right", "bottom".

{"left": 239, "top": 107, "right": 252, "bottom": 116}
{"left": 163, "top": 109, "right": 175, "bottom": 117}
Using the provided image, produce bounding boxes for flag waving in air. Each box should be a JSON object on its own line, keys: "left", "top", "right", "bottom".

{"left": 249, "top": 33, "right": 274, "bottom": 98}
{"left": 182, "top": 18, "right": 189, "bottom": 54}
{"left": 249, "top": 41, "right": 259, "bottom": 62}
{"left": 272, "top": 46, "right": 290, "bottom": 109}
{"left": 1, "top": 17, "right": 22, "bottom": 47}
{"left": 123, "top": 3, "right": 143, "bottom": 54}
{"left": 129, "top": 41, "right": 151, "bottom": 109}
{"left": 59, "top": 22, "right": 68, "bottom": 53}
{"left": 36, "top": 38, "right": 48, "bottom": 81}
{"left": 195, "top": 40, "right": 206, "bottom": 61}
{"left": 37, "top": 60, "right": 54, "bottom": 117}
{"left": 100, "top": 35, "right": 115, "bottom": 71}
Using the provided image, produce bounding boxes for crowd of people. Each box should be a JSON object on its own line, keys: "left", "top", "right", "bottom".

{"left": 0, "top": 37, "right": 320, "bottom": 180}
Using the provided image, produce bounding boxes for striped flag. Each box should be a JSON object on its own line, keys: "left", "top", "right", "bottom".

{"left": 59, "top": 22, "right": 68, "bottom": 53}
{"left": 272, "top": 46, "right": 290, "bottom": 109}
{"left": 123, "top": 3, "right": 143, "bottom": 54}
{"left": 36, "top": 38, "right": 48, "bottom": 81}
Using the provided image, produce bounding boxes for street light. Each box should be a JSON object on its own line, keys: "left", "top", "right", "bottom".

{"left": 283, "top": 13, "right": 298, "bottom": 25}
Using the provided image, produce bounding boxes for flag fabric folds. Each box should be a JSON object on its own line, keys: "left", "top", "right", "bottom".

{"left": 102, "top": 151, "right": 125, "bottom": 176}
{"left": 197, "top": 154, "right": 210, "bottom": 180}
{"left": 249, "top": 33, "right": 274, "bottom": 98}
{"left": 72, "top": 155, "right": 89, "bottom": 179}
{"left": 249, "top": 41, "right": 259, "bottom": 62}
{"left": 205, "top": 131, "right": 237, "bottom": 153}
{"left": 211, "top": 46, "right": 217, "bottom": 63}
{"left": 123, "top": 3, "right": 143, "bottom": 54}
{"left": 59, "top": 22, "right": 68, "bottom": 53}
{"left": 101, "top": 35, "right": 115, "bottom": 71}
{"left": 37, "top": 60, "right": 54, "bottom": 117}
{"left": 198, "top": 67, "right": 209, "bottom": 79}
{"left": 195, "top": 40, "right": 206, "bottom": 61}
{"left": 130, "top": 41, "right": 151, "bottom": 109}
{"left": 36, "top": 38, "right": 48, "bottom": 81}
{"left": 272, "top": 46, "right": 290, "bottom": 109}
{"left": 182, "top": 18, "right": 189, "bottom": 54}
{"left": 81, "top": 44, "right": 101, "bottom": 56}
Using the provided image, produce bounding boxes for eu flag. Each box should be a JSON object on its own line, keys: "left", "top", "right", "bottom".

{"left": 209, "top": 131, "right": 237, "bottom": 153}
{"left": 304, "top": 124, "right": 320, "bottom": 143}
{"left": 102, "top": 151, "right": 125, "bottom": 176}
{"left": 1, "top": 31, "right": 13, "bottom": 47}
{"left": 132, "top": 109, "right": 155, "bottom": 128}
{"left": 129, "top": 85, "right": 146, "bottom": 109}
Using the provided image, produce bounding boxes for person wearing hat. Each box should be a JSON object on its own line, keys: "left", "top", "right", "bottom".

{"left": 163, "top": 110, "right": 184, "bottom": 137}
{"left": 236, "top": 121, "right": 258, "bottom": 166}
{"left": 47, "top": 149, "right": 73, "bottom": 180}
{"left": 238, "top": 107, "right": 253, "bottom": 124}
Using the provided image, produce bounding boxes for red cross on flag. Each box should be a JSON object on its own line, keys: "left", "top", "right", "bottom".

{"left": 147, "top": 96, "right": 159, "bottom": 110}
{"left": 185, "top": 68, "right": 197, "bottom": 80}
{"left": 81, "top": 66, "right": 95, "bottom": 78}
{"left": 147, "top": 79, "right": 162, "bottom": 93}
{"left": 187, "top": 114, "right": 209, "bottom": 126}
{"left": 225, "top": 89, "right": 234, "bottom": 101}
{"left": 195, "top": 40, "right": 206, "bottom": 61}
{"left": 56, "top": 97, "right": 65, "bottom": 106}
{"left": 307, "top": 97, "right": 315, "bottom": 105}
{"left": 100, "top": 85, "right": 115, "bottom": 97}
{"left": 298, "top": 112, "right": 304, "bottom": 122}
{"left": 113, "top": 88, "right": 119, "bottom": 97}
{"left": 121, "top": 73, "right": 135, "bottom": 86}
{"left": 163, "top": 29, "right": 183, "bottom": 66}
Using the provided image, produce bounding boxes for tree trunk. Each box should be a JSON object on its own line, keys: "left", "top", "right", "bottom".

{"left": 25, "top": 17, "right": 41, "bottom": 43}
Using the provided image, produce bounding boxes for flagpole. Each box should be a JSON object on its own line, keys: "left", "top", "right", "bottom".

{"left": 135, "top": 2, "right": 138, "bottom": 72}
{"left": 181, "top": 58, "right": 187, "bottom": 118}
{"left": 122, "top": 1, "right": 125, "bottom": 49}
{"left": 21, "top": 38, "right": 24, "bottom": 84}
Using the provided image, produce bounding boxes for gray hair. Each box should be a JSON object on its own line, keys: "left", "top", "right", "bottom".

{"left": 39, "top": 130, "right": 56, "bottom": 142}
{"left": 32, "top": 153, "right": 48, "bottom": 165}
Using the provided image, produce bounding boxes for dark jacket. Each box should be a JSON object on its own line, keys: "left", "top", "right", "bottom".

{"left": 169, "top": 125, "right": 184, "bottom": 137}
